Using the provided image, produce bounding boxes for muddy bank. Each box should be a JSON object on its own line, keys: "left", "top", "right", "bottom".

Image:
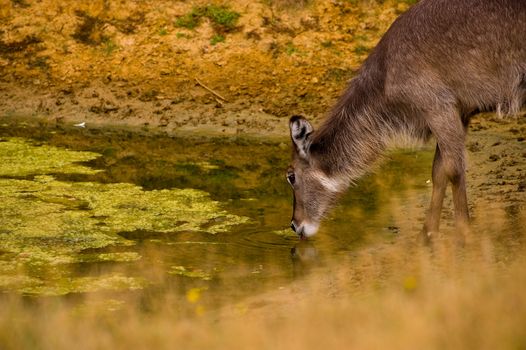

{"left": 466, "top": 115, "right": 526, "bottom": 224}
{"left": 0, "top": 0, "right": 416, "bottom": 135}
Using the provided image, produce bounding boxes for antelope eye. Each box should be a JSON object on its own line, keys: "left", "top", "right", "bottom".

{"left": 287, "top": 172, "right": 295, "bottom": 185}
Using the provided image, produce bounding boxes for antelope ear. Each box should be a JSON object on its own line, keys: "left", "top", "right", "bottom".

{"left": 289, "top": 115, "right": 313, "bottom": 159}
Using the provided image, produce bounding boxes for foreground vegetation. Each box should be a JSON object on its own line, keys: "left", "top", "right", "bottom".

{"left": 2, "top": 233, "right": 525, "bottom": 349}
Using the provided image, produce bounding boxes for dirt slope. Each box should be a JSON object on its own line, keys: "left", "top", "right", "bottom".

{"left": 0, "top": 0, "right": 413, "bottom": 135}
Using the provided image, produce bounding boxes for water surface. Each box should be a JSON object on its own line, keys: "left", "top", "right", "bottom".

{"left": 1, "top": 117, "right": 522, "bottom": 313}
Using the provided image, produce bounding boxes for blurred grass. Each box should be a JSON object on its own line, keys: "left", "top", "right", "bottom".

{"left": 1, "top": 232, "right": 525, "bottom": 350}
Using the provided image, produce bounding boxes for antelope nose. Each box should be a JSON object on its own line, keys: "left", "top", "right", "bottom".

{"left": 290, "top": 221, "right": 297, "bottom": 233}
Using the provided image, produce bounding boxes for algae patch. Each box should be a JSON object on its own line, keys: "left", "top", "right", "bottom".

{"left": 0, "top": 137, "right": 249, "bottom": 294}
{"left": 169, "top": 266, "right": 213, "bottom": 281}
{"left": 273, "top": 228, "right": 297, "bottom": 238}
{"left": 18, "top": 274, "right": 146, "bottom": 296}
{"left": 75, "top": 252, "right": 142, "bottom": 263}
{"left": 0, "top": 137, "right": 101, "bottom": 176}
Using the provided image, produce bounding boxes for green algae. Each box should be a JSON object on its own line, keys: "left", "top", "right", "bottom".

{"left": 19, "top": 274, "right": 146, "bottom": 296}
{"left": 75, "top": 252, "right": 142, "bottom": 263}
{"left": 273, "top": 228, "right": 297, "bottom": 238}
{"left": 0, "top": 137, "right": 101, "bottom": 176}
{"left": 0, "top": 274, "right": 42, "bottom": 291}
{"left": 0, "top": 137, "right": 249, "bottom": 294}
{"left": 168, "top": 266, "right": 213, "bottom": 281}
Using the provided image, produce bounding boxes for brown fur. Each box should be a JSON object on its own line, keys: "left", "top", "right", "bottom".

{"left": 288, "top": 0, "right": 526, "bottom": 237}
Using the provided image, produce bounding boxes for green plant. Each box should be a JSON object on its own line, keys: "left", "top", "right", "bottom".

{"left": 102, "top": 39, "right": 119, "bottom": 55}
{"left": 158, "top": 27, "right": 168, "bottom": 36}
{"left": 285, "top": 42, "right": 298, "bottom": 55}
{"left": 201, "top": 5, "right": 240, "bottom": 31}
{"left": 353, "top": 34, "right": 368, "bottom": 42}
{"left": 324, "top": 67, "right": 354, "bottom": 82}
{"left": 175, "top": 10, "right": 201, "bottom": 29}
{"left": 353, "top": 44, "right": 369, "bottom": 55}
{"left": 174, "top": 5, "right": 240, "bottom": 32}
{"left": 210, "top": 34, "right": 225, "bottom": 45}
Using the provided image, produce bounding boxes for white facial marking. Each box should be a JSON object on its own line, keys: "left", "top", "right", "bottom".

{"left": 301, "top": 222, "right": 320, "bottom": 237}
{"left": 312, "top": 171, "right": 344, "bottom": 193}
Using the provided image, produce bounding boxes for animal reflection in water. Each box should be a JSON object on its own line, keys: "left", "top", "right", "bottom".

{"left": 290, "top": 241, "right": 319, "bottom": 275}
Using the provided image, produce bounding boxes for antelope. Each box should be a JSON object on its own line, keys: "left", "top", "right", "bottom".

{"left": 287, "top": 0, "right": 526, "bottom": 238}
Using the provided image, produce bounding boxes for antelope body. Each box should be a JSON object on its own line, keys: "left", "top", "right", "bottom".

{"left": 287, "top": 0, "right": 526, "bottom": 238}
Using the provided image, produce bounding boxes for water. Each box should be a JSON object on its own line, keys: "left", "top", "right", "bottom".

{"left": 0, "top": 117, "right": 523, "bottom": 313}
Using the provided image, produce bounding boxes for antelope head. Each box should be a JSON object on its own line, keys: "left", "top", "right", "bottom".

{"left": 287, "top": 116, "right": 345, "bottom": 238}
